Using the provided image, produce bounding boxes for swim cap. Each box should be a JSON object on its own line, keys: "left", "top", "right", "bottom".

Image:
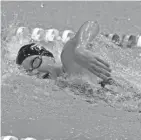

{"left": 16, "top": 43, "right": 54, "bottom": 65}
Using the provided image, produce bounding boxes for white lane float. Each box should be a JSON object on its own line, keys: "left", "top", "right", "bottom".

{"left": 61, "top": 30, "right": 75, "bottom": 44}
{"left": 44, "top": 28, "right": 61, "bottom": 42}
{"left": 103, "top": 33, "right": 121, "bottom": 45}
{"left": 20, "top": 137, "right": 37, "bottom": 140}
{"left": 121, "top": 34, "right": 137, "bottom": 48}
{"left": 7, "top": 27, "right": 30, "bottom": 60}
{"left": 1, "top": 136, "right": 18, "bottom": 140}
{"left": 137, "top": 35, "right": 141, "bottom": 47}
{"left": 108, "top": 33, "right": 120, "bottom": 44}
{"left": 128, "top": 35, "right": 137, "bottom": 47}
{"left": 16, "top": 27, "right": 30, "bottom": 44}
{"left": 31, "top": 28, "right": 45, "bottom": 42}
{"left": 1, "top": 136, "right": 38, "bottom": 140}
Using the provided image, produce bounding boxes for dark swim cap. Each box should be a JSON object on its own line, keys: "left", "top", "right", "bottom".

{"left": 16, "top": 43, "right": 54, "bottom": 65}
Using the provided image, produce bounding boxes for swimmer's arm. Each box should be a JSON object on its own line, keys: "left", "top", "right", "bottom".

{"left": 74, "top": 46, "right": 112, "bottom": 81}
{"left": 74, "top": 20, "right": 100, "bottom": 46}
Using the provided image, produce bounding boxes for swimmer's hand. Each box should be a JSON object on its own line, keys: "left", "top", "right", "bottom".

{"left": 75, "top": 46, "right": 112, "bottom": 82}
{"left": 74, "top": 20, "right": 112, "bottom": 82}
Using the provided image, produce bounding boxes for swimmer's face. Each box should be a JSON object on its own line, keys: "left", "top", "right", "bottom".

{"left": 16, "top": 43, "right": 59, "bottom": 79}
{"left": 22, "top": 55, "right": 58, "bottom": 79}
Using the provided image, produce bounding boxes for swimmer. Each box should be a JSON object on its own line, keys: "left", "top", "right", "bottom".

{"left": 16, "top": 21, "right": 113, "bottom": 87}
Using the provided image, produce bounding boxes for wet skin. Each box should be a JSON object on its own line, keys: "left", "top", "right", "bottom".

{"left": 61, "top": 21, "right": 111, "bottom": 81}
{"left": 22, "top": 21, "right": 112, "bottom": 82}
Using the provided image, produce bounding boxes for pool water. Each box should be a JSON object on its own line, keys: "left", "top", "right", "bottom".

{"left": 1, "top": 1, "right": 141, "bottom": 140}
